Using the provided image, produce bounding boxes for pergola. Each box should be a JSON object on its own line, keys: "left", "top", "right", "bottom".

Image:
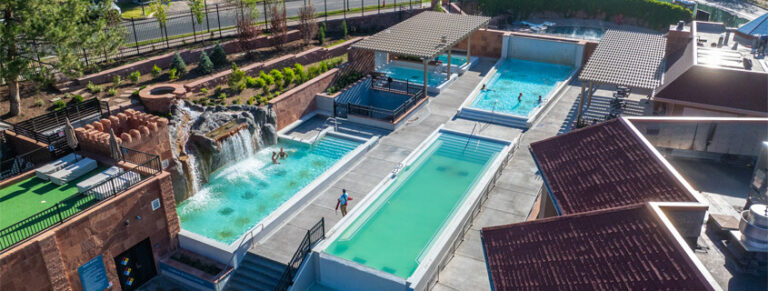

{"left": 352, "top": 11, "right": 490, "bottom": 95}
{"left": 577, "top": 30, "right": 667, "bottom": 123}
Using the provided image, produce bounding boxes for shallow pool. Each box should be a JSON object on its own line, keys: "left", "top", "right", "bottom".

{"left": 376, "top": 63, "right": 447, "bottom": 87}
{"left": 327, "top": 132, "right": 506, "bottom": 278}
{"left": 470, "top": 58, "right": 572, "bottom": 117}
{"left": 435, "top": 54, "right": 468, "bottom": 66}
{"left": 543, "top": 26, "right": 605, "bottom": 41}
{"left": 177, "top": 135, "right": 361, "bottom": 244}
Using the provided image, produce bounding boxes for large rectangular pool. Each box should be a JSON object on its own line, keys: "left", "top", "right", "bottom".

{"left": 470, "top": 58, "right": 572, "bottom": 117}
{"left": 326, "top": 132, "right": 506, "bottom": 278}
{"left": 177, "top": 135, "right": 362, "bottom": 244}
{"left": 376, "top": 63, "right": 447, "bottom": 88}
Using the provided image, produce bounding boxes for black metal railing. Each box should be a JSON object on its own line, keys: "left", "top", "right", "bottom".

{"left": 0, "top": 147, "right": 53, "bottom": 181}
{"left": 345, "top": 76, "right": 426, "bottom": 122}
{"left": 0, "top": 148, "right": 161, "bottom": 252}
{"left": 274, "top": 217, "right": 325, "bottom": 291}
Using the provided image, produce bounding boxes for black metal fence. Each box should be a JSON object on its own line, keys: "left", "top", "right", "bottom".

{"left": 275, "top": 217, "right": 325, "bottom": 291}
{"left": 345, "top": 75, "right": 426, "bottom": 122}
{"left": 0, "top": 147, "right": 53, "bottom": 181}
{"left": 0, "top": 147, "right": 161, "bottom": 252}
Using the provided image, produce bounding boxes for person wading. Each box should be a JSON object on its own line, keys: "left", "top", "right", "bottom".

{"left": 335, "top": 189, "right": 353, "bottom": 216}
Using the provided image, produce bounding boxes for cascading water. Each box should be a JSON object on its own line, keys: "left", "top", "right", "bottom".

{"left": 216, "top": 129, "right": 256, "bottom": 168}
{"left": 185, "top": 153, "right": 203, "bottom": 194}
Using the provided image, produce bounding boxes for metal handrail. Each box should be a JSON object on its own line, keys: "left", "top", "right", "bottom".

{"left": 218, "top": 223, "right": 262, "bottom": 278}
{"left": 274, "top": 217, "right": 325, "bottom": 291}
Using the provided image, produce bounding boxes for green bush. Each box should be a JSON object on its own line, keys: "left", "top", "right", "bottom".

{"left": 294, "top": 63, "right": 307, "bottom": 82}
{"left": 264, "top": 74, "right": 275, "bottom": 86}
{"left": 209, "top": 43, "right": 228, "bottom": 67}
{"left": 245, "top": 76, "right": 257, "bottom": 88}
{"left": 72, "top": 94, "right": 85, "bottom": 103}
{"left": 341, "top": 20, "right": 348, "bottom": 38}
{"left": 247, "top": 96, "right": 256, "bottom": 105}
{"left": 112, "top": 75, "right": 122, "bottom": 88}
{"left": 200, "top": 88, "right": 209, "bottom": 94}
{"left": 327, "top": 71, "right": 364, "bottom": 94}
{"left": 228, "top": 63, "right": 246, "bottom": 91}
{"left": 34, "top": 98, "right": 44, "bottom": 107}
{"left": 282, "top": 67, "right": 295, "bottom": 85}
{"left": 479, "top": 0, "right": 691, "bottom": 30}
{"left": 129, "top": 71, "right": 141, "bottom": 84}
{"left": 215, "top": 85, "right": 223, "bottom": 95}
{"left": 319, "top": 60, "right": 329, "bottom": 73}
{"left": 53, "top": 100, "right": 66, "bottom": 111}
{"left": 171, "top": 53, "right": 187, "bottom": 75}
{"left": 218, "top": 92, "right": 227, "bottom": 99}
{"left": 107, "top": 88, "right": 118, "bottom": 96}
{"left": 255, "top": 77, "right": 267, "bottom": 89}
{"left": 132, "top": 90, "right": 140, "bottom": 98}
{"left": 169, "top": 68, "right": 179, "bottom": 80}
{"left": 151, "top": 65, "right": 162, "bottom": 79}
{"left": 270, "top": 69, "right": 284, "bottom": 88}
{"left": 197, "top": 51, "right": 214, "bottom": 75}
{"left": 87, "top": 82, "right": 103, "bottom": 93}
{"left": 318, "top": 26, "right": 326, "bottom": 45}
{"left": 307, "top": 65, "right": 320, "bottom": 79}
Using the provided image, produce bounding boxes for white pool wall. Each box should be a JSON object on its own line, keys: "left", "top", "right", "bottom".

{"left": 179, "top": 117, "right": 378, "bottom": 267}
{"left": 311, "top": 126, "right": 518, "bottom": 291}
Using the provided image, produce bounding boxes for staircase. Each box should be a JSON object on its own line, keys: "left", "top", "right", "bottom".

{"left": 225, "top": 253, "right": 287, "bottom": 291}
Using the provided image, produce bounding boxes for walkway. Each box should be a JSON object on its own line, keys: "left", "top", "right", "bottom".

{"left": 250, "top": 58, "right": 498, "bottom": 263}
{"left": 431, "top": 81, "right": 590, "bottom": 291}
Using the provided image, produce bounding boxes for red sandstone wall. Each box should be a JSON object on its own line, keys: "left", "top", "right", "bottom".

{"left": 0, "top": 172, "right": 178, "bottom": 291}
{"left": 75, "top": 109, "right": 172, "bottom": 162}
{"left": 270, "top": 68, "right": 340, "bottom": 130}
{"left": 2, "top": 130, "right": 50, "bottom": 160}
{"left": 455, "top": 29, "right": 506, "bottom": 59}
{"left": 581, "top": 40, "right": 599, "bottom": 66}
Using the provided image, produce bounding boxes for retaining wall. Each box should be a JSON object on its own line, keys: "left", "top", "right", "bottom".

{"left": 270, "top": 68, "right": 340, "bottom": 130}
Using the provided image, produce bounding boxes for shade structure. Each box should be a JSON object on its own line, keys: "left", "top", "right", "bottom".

{"left": 109, "top": 128, "right": 123, "bottom": 161}
{"left": 737, "top": 13, "right": 768, "bottom": 37}
{"left": 64, "top": 118, "right": 78, "bottom": 151}
{"left": 578, "top": 30, "right": 667, "bottom": 90}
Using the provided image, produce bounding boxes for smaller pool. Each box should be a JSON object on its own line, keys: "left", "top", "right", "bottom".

{"left": 543, "top": 26, "right": 605, "bottom": 40}
{"left": 470, "top": 58, "right": 572, "bottom": 117}
{"left": 376, "top": 63, "right": 447, "bottom": 88}
{"left": 435, "top": 54, "right": 468, "bottom": 66}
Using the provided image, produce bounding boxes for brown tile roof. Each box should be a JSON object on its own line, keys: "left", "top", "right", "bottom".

{"left": 529, "top": 119, "right": 697, "bottom": 215}
{"left": 481, "top": 204, "right": 715, "bottom": 291}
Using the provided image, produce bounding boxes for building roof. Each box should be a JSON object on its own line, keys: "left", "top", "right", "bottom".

{"left": 737, "top": 12, "right": 768, "bottom": 36}
{"left": 578, "top": 30, "right": 667, "bottom": 90}
{"left": 351, "top": 11, "right": 490, "bottom": 59}
{"left": 529, "top": 118, "right": 698, "bottom": 215}
{"left": 481, "top": 204, "right": 716, "bottom": 291}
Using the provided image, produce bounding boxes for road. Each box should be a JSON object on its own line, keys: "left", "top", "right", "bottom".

{"left": 123, "top": 0, "right": 429, "bottom": 43}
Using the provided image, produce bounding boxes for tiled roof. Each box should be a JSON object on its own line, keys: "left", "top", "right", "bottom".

{"left": 579, "top": 30, "right": 666, "bottom": 89}
{"left": 351, "top": 11, "right": 490, "bottom": 59}
{"left": 529, "top": 119, "right": 697, "bottom": 215}
{"left": 481, "top": 204, "right": 715, "bottom": 291}
{"left": 737, "top": 12, "right": 768, "bottom": 36}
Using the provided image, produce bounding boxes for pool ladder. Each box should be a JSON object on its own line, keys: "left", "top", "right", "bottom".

{"left": 392, "top": 163, "right": 404, "bottom": 178}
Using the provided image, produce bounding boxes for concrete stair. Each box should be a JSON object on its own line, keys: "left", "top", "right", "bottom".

{"left": 225, "top": 253, "right": 287, "bottom": 291}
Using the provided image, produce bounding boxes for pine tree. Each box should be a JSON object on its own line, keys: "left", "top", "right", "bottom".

{"left": 209, "top": 43, "right": 228, "bottom": 67}
{"left": 171, "top": 53, "right": 187, "bottom": 75}
{"left": 197, "top": 51, "right": 214, "bottom": 75}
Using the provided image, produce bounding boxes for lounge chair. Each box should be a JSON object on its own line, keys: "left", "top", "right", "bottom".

{"left": 90, "top": 171, "right": 140, "bottom": 200}
{"left": 48, "top": 158, "right": 98, "bottom": 186}
{"left": 35, "top": 153, "right": 82, "bottom": 181}
{"left": 76, "top": 166, "right": 124, "bottom": 193}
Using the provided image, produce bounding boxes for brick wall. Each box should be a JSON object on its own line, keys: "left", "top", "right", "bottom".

{"left": 270, "top": 68, "right": 340, "bottom": 130}
{"left": 0, "top": 172, "right": 178, "bottom": 291}
{"left": 581, "top": 40, "right": 599, "bottom": 66}
{"left": 2, "top": 130, "right": 50, "bottom": 159}
{"left": 74, "top": 109, "right": 172, "bottom": 162}
{"left": 454, "top": 29, "right": 506, "bottom": 58}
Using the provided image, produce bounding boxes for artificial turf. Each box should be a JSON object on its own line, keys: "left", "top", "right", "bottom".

{"left": 0, "top": 167, "right": 106, "bottom": 230}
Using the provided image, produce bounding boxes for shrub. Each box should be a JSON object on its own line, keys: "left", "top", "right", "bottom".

{"left": 218, "top": 92, "right": 227, "bottom": 100}
{"left": 319, "top": 60, "right": 329, "bottom": 73}
{"left": 270, "top": 69, "right": 284, "bottom": 88}
{"left": 245, "top": 76, "right": 257, "bottom": 88}
{"left": 264, "top": 74, "right": 275, "bottom": 86}
{"left": 200, "top": 88, "right": 209, "bottom": 94}
{"left": 228, "top": 63, "right": 246, "bottom": 91}
{"left": 307, "top": 65, "right": 320, "bottom": 79}
{"left": 259, "top": 71, "right": 270, "bottom": 83}
{"left": 169, "top": 68, "right": 179, "bottom": 80}
{"left": 209, "top": 43, "right": 228, "bottom": 67}
{"left": 197, "top": 51, "right": 214, "bottom": 75}
{"left": 151, "top": 65, "right": 162, "bottom": 78}
{"left": 129, "top": 71, "right": 141, "bottom": 84}
{"left": 87, "top": 82, "right": 103, "bottom": 93}
{"left": 318, "top": 25, "right": 326, "bottom": 45}
{"left": 132, "top": 90, "right": 140, "bottom": 98}
{"left": 171, "top": 53, "right": 187, "bottom": 75}
{"left": 107, "top": 88, "right": 118, "bottom": 96}
{"left": 232, "top": 97, "right": 241, "bottom": 105}
{"left": 282, "top": 67, "right": 295, "bottom": 85}
{"left": 53, "top": 100, "right": 66, "bottom": 110}
{"left": 215, "top": 85, "right": 223, "bottom": 95}
{"left": 33, "top": 98, "right": 44, "bottom": 107}
{"left": 247, "top": 96, "right": 256, "bottom": 105}
{"left": 341, "top": 20, "right": 348, "bottom": 38}
{"left": 255, "top": 77, "right": 267, "bottom": 89}
{"left": 112, "top": 75, "right": 122, "bottom": 88}
{"left": 294, "top": 63, "right": 307, "bottom": 82}
{"left": 72, "top": 94, "right": 85, "bottom": 103}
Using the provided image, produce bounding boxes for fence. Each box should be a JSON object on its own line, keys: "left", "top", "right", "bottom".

{"left": 275, "top": 217, "right": 325, "bottom": 291}
{"left": 343, "top": 75, "right": 425, "bottom": 122}
{"left": 0, "top": 147, "right": 161, "bottom": 252}
{"left": 0, "top": 147, "right": 53, "bottom": 181}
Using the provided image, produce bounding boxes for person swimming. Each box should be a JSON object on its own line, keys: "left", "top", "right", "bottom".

{"left": 518, "top": 93, "right": 523, "bottom": 102}
{"left": 538, "top": 95, "right": 542, "bottom": 103}
{"left": 278, "top": 147, "right": 287, "bottom": 159}
{"left": 481, "top": 84, "right": 486, "bottom": 90}
{"left": 271, "top": 152, "right": 280, "bottom": 164}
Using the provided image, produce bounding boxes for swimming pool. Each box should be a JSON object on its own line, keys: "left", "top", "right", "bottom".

{"left": 543, "top": 26, "right": 605, "bottom": 41}
{"left": 325, "top": 132, "right": 507, "bottom": 278}
{"left": 470, "top": 58, "right": 572, "bottom": 118}
{"left": 435, "top": 54, "right": 468, "bottom": 66}
{"left": 376, "top": 63, "right": 447, "bottom": 88}
{"left": 177, "top": 135, "right": 362, "bottom": 244}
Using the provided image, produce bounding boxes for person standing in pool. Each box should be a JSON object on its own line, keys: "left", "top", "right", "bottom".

{"left": 335, "top": 189, "right": 353, "bottom": 216}
{"left": 538, "top": 95, "right": 542, "bottom": 104}
{"left": 518, "top": 93, "right": 523, "bottom": 102}
{"left": 278, "top": 147, "right": 288, "bottom": 159}
{"left": 271, "top": 152, "right": 280, "bottom": 164}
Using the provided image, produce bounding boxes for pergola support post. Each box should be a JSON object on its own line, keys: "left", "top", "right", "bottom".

{"left": 423, "top": 58, "right": 429, "bottom": 96}
{"left": 577, "top": 83, "right": 586, "bottom": 125}
{"left": 467, "top": 35, "right": 471, "bottom": 60}
{"left": 447, "top": 50, "right": 451, "bottom": 80}
{"left": 586, "top": 81, "right": 597, "bottom": 107}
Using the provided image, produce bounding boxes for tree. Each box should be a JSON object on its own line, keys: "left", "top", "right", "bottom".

{"left": 236, "top": 19, "right": 260, "bottom": 57}
{"left": 197, "top": 51, "right": 214, "bottom": 75}
{"left": 171, "top": 53, "right": 187, "bottom": 75}
{"left": 270, "top": 1, "right": 288, "bottom": 50}
{"left": 209, "top": 43, "right": 228, "bottom": 67}
{"left": 187, "top": 0, "right": 205, "bottom": 24}
{"left": 298, "top": 2, "right": 318, "bottom": 46}
{"left": 341, "top": 20, "right": 348, "bottom": 39}
{"left": 1, "top": 0, "right": 124, "bottom": 116}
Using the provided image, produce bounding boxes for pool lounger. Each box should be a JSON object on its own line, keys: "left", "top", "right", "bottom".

{"left": 48, "top": 158, "right": 98, "bottom": 186}
{"left": 76, "top": 166, "right": 124, "bottom": 193}
{"left": 35, "top": 153, "right": 83, "bottom": 181}
{"left": 89, "top": 171, "right": 140, "bottom": 200}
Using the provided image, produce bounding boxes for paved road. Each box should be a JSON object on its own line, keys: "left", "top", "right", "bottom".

{"left": 123, "top": 0, "right": 428, "bottom": 43}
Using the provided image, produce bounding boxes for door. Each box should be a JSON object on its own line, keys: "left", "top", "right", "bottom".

{"left": 113, "top": 238, "right": 157, "bottom": 291}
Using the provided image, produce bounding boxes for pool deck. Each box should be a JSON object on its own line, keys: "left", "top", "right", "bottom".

{"left": 249, "top": 58, "right": 504, "bottom": 264}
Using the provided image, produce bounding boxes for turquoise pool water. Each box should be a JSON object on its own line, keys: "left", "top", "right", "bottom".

{"left": 470, "top": 58, "right": 572, "bottom": 117}
{"left": 177, "top": 136, "right": 361, "bottom": 244}
{"left": 377, "top": 64, "right": 447, "bottom": 87}
{"left": 327, "top": 132, "right": 506, "bottom": 278}
{"left": 435, "top": 54, "right": 468, "bottom": 66}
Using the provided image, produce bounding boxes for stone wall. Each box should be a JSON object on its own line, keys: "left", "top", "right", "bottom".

{"left": 0, "top": 172, "right": 178, "bottom": 291}
{"left": 2, "top": 130, "right": 50, "bottom": 160}
{"left": 271, "top": 68, "right": 340, "bottom": 130}
{"left": 184, "top": 37, "right": 361, "bottom": 92}
{"left": 74, "top": 109, "right": 172, "bottom": 162}
{"left": 455, "top": 29, "right": 506, "bottom": 59}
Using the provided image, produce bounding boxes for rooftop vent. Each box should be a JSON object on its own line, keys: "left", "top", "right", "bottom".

{"left": 738, "top": 204, "right": 768, "bottom": 250}
{"left": 676, "top": 20, "right": 685, "bottom": 31}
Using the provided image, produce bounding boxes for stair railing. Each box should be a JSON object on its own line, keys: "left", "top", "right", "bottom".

{"left": 218, "top": 223, "right": 263, "bottom": 278}
{"left": 274, "top": 218, "right": 325, "bottom": 291}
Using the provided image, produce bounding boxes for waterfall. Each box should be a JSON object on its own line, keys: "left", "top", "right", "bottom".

{"left": 185, "top": 153, "right": 203, "bottom": 194}
{"left": 217, "top": 129, "right": 256, "bottom": 168}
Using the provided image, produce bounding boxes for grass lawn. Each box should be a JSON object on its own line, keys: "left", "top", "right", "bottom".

{"left": 117, "top": 2, "right": 149, "bottom": 19}
{"left": 0, "top": 167, "right": 106, "bottom": 230}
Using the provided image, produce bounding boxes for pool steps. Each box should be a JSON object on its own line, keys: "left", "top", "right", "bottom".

{"left": 225, "top": 253, "right": 285, "bottom": 291}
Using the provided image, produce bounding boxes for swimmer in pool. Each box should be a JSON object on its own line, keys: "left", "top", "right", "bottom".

{"left": 538, "top": 95, "right": 542, "bottom": 103}
{"left": 518, "top": 93, "right": 523, "bottom": 102}
{"left": 481, "top": 84, "right": 486, "bottom": 90}
{"left": 271, "top": 152, "right": 280, "bottom": 164}
{"left": 278, "top": 147, "right": 287, "bottom": 159}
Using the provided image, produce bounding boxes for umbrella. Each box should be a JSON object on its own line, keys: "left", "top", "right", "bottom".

{"left": 109, "top": 128, "right": 123, "bottom": 162}
{"left": 64, "top": 118, "right": 79, "bottom": 161}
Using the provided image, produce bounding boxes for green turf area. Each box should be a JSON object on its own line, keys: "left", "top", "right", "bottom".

{"left": 0, "top": 167, "right": 106, "bottom": 230}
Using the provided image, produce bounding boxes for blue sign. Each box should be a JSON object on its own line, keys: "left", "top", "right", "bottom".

{"left": 78, "top": 255, "right": 110, "bottom": 291}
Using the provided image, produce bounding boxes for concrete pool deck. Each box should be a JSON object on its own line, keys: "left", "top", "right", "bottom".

{"left": 249, "top": 58, "right": 503, "bottom": 264}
